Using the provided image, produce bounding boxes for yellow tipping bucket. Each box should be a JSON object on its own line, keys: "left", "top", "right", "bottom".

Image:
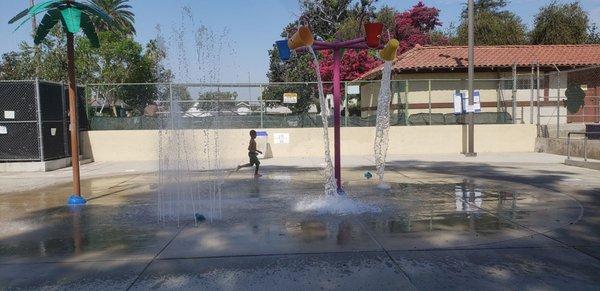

{"left": 288, "top": 26, "right": 314, "bottom": 50}
{"left": 379, "top": 39, "right": 399, "bottom": 61}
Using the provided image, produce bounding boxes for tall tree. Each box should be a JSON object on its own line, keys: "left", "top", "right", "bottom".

{"left": 530, "top": 1, "right": 589, "bottom": 45}
{"left": 264, "top": 1, "right": 382, "bottom": 114}
{"left": 455, "top": 0, "right": 527, "bottom": 45}
{"left": 394, "top": 1, "right": 448, "bottom": 54}
{"left": 588, "top": 24, "right": 600, "bottom": 44}
{"left": 91, "top": 0, "right": 135, "bottom": 35}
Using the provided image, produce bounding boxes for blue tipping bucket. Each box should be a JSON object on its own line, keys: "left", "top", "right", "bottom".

{"left": 276, "top": 40, "right": 291, "bottom": 61}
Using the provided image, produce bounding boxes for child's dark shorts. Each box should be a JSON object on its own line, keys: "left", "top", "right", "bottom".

{"left": 248, "top": 152, "right": 260, "bottom": 166}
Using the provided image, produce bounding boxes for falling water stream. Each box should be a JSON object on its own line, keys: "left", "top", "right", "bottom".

{"left": 157, "top": 7, "right": 238, "bottom": 224}
{"left": 292, "top": 48, "right": 381, "bottom": 215}
{"left": 373, "top": 61, "right": 393, "bottom": 189}
{"left": 308, "top": 47, "right": 337, "bottom": 196}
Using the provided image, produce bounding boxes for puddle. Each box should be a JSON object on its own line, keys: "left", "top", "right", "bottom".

{"left": 294, "top": 195, "right": 381, "bottom": 215}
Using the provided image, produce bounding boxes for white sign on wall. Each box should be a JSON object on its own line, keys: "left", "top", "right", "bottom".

{"left": 283, "top": 93, "right": 298, "bottom": 104}
{"left": 453, "top": 93, "right": 462, "bottom": 114}
{"left": 453, "top": 90, "right": 481, "bottom": 114}
{"left": 0, "top": 126, "right": 7, "bottom": 134}
{"left": 4, "top": 111, "right": 15, "bottom": 119}
{"left": 347, "top": 85, "right": 360, "bottom": 95}
{"left": 273, "top": 133, "right": 290, "bottom": 144}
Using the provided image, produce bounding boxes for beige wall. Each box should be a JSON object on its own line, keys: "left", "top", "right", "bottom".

{"left": 82, "top": 124, "right": 537, "bottom": 162}
{"left": 359, "top": 71, "right": 568, "bottom": 125}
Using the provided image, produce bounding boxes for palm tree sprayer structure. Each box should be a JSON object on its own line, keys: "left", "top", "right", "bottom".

{"left": 10, "top": 0, "right": 115, "bottom": 205}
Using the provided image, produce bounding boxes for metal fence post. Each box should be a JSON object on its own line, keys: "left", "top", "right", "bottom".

{"left": 405, "top": 80, "right": 409, "bottom": 126}
{"left": 567, "top": 133, "right": 571, "bottom": 160}
{"left": 169, "top": 83, "right": 174, "bottom": 130}
{"left": 344, "top": 81, "right": 349, "bottom": 127}
{"left": 536, "top": 62, "right": 541, "bottom": 128}
{"left": 530, "top": 66, "right": 534, "bottom": 124}
{"left": 35, "top": 78, "right": 44, "bottom": 162}
{"left": 512, "top": 64, "right": 517, "bottom": 124}
{"left": 584, "top": 137, "right": 588, "bottom": 162}
{"left": 62, "top": 82, "right": 68, "bottom": 157}
{"left": 84, "top": 85, "right": 90, "bottom": 121}
{"left": 557, "top": 70, "right": 561, "bottom": 138}
{"left": 428, "top": 79, "right": 432, "bottom": 125}
{"left": 259, "top": 85, "right": 264, "bottom": 129}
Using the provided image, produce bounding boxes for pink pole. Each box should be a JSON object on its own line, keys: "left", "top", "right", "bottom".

{"left": 333, "top": 48, "right": 342, "bottom": 190}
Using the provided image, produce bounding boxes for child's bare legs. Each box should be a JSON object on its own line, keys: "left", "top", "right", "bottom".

{"left": 237, "top": 154, "right": 261, "bottom": 177}
{"left": 236, "top": 163, "right": 252, "bottom": 171}
{"left": 254, "top": 164, "right": 261, "bottom": 177}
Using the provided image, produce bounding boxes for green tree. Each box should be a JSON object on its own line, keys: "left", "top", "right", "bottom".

{"left": 91, "top": 0, "right": 135, "bottom": 35}
{"left": 460, "top": 0, "right": 508, "bottom": 17}
{"left": 265, "top": 1, "right": 382, "bottom": 114}
{"left": 77, "top": 31, "right": 172, "bottom": 114}
{"left": 530, "top": 2, "right": 589, "bottom": 44}
{"left": 455, "top": 0, "right": 527, "bottom": 45}
{"left": 0, "top": 30, "right": 171, "bottom": 115}
{"left": 588, "top": 24, "right": 600, "bottom": 44}
{"left": 197, "top": 91, "right": 238, "bottom": 111}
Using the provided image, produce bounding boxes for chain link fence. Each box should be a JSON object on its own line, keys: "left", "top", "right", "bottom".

{"left": 0, "top": 79, "right": 86, "bottom": 162}
{"left": 85, "top": 77, "right": 534, "bottom": 130}
{"left": 536, "top": 65, "right": 600, "bottom": 138}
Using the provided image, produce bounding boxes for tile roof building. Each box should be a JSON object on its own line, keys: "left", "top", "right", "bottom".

{"left": 358, "top": 44, "right": 600, "bottom": 80}
{"left": 354, "top": 44, "right": 600, "bottom": 124}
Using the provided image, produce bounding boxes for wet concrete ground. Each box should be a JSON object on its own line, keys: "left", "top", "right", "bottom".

{"left": 0, "top": 153, "right": 599, "bottom": 290}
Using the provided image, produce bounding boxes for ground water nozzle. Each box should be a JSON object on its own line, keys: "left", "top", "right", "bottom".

{"left": 364, "top": 22, "right": 384, "bottom": 48}
{"left": 67, "top": 194, "right": 86, "bottom": 205}
{"left": 288, "top": 26, "right": 314, "bottom": 50}
{"left": 379, "top": 39, "right": 399, "bottom": 61}
{"left": 195, "top": 213, "right": 206, "bottom": 223}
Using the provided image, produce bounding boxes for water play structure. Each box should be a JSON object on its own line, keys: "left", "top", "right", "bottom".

{"left": 277, "top": 23, "right": 399, "bottom": 192}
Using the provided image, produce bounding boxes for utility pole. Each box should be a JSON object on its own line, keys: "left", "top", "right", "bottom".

{"left": 466, "top": 0, "right": 477, "bottom": 157}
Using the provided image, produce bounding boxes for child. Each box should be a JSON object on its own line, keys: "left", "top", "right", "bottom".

{"left": 236, "top": 130, "right": 263, "bottom": 177}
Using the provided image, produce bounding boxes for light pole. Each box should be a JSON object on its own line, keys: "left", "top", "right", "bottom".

{"left": 466, "top": 0, "right": 477, "bottom": 157}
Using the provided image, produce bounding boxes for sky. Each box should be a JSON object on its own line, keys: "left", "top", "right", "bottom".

{"left": 1, "top": 0, "right": 599, "bottom": 83}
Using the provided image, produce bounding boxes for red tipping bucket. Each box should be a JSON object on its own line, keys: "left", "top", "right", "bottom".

{"left": 365, "top": 22, "right": 384, "bottom": 48}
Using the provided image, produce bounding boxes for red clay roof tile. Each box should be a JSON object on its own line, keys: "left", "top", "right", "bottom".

{"left": 357, "top": 44, "right": 600, "bottom": 80}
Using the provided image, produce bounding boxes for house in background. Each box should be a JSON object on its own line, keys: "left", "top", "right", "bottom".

{"left": 356, "top": 44, "right": 600, "bottom": 125}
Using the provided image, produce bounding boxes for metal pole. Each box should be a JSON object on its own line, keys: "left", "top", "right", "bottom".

{"left": 466, "top": 0, "right": 476, "bottom": 156}
{"left": 428, "top": 79, "right": 432, "bottom": 125}
{"left": 537, "top": 64, "right": 541, "bottom": 127}
{"left": 62, "top": 82, "right": 68, "bottom": 157}
{"left": 584, "top": 137, "right": 588, "bottom": 162}
{"left": 333, "top": 48, "right": 342, "bottom": 190}
{"left": 344, "top": 81, "right": 349, "bottom": 127}
{"left": 259, "top": 85, "right": 264, "bottom": 128}
{"left": 35, "top": 78, "right": 44, "bottom": 162}
{"left": 405, "top": 80, "right": 409, "bottom": 126}
{"left": 556, "top": 69, "right": 560, "bottom": 138}
{"left": 567, "top": 134, "right": 571, "bottom": 160}
{"left": 512, "top": 64, "right": 517, "bottom": 124}
{"left": 530, "top": 66, "right": 534, "bottom": 124}
{"left": 169, "top": 83, "right": 174, "bottom": 130}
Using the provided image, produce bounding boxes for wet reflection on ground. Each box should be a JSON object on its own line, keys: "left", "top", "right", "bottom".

{"left": 0, "top": 171, "right": 582, "bottom": 262}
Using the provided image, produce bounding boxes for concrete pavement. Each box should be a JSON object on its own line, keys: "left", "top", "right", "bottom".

{"left": 0, "top": 152, "right": 598, "bottom": 290}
